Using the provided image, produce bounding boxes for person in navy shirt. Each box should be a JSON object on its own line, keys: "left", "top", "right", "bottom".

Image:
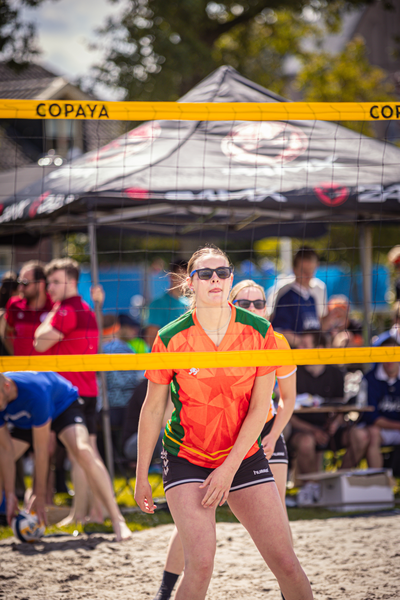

{"left": 0, "top": 371, "right": 131, "bottom": 541}
{"left": 346, "top": 337, "right": 400, "bottom": 469}
{"left": 271, "top": 247, "right": 338, "bottom": 348}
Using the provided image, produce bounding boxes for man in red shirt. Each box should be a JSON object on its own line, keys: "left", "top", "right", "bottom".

{"left": 34, "top": 258, "right": 106, "bottom": 525}
{"left": 4, "top": 261, "right": 53, "bottom": 356}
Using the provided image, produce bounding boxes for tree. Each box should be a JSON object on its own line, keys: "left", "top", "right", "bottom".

{"left": 88, "top": 0, "right": 376, "bottom": 101}
{"left": 0, "top": 0, "right": 55, "bottom": 67}
{"left": 294, "top": 36, "right": 397, "bottom": 135}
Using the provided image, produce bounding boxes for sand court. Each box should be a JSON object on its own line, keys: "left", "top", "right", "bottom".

{"left": 1, "top": 514, "right": 399, "bottom": 599}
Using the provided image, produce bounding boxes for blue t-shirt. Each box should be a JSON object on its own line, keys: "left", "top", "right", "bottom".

{"left": 363, "top": 364, "right": 400, "bottom": 425}
{"left": 103, "top": 339, "right": 141, "bottom": 407}
{"left": 272, "top": 287, "right": 320, "bottom": 333}
{"left": 0, "top": 372, "right": 78, "bottom": 429}
{"left": 147, "top": 292, "right": 189, "bottom": 329}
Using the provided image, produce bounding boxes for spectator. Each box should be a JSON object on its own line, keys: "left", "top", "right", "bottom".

{"left": 346, "top": 337, "right": 400, "bottom": 474}
{"left": 373, "top": 301, "right": 400, "bottom": 347}
{"left": 4, "top": 261, "right": 53, "bottom": 356}
{"left": 387, "top": 245, "right": 400, "bottom": 301}
{"left": 0, "top": 271, "right": 19, "bottom": 356}
{"left": 34, "top": 258, "right": 103, "bottom": 525}
{"left": 288, "top": 330, "right": 346, "bottom": 504}
{"left": 102, "top": 313, "right": 142, "bottom": 434}
{"left": 270, "top": 247, "right": 339, "bottom": 347}
{"left": 146, "top": 259, "right": 188, "bottom": 348}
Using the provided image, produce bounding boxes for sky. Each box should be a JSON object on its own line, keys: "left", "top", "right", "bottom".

{"left": 22, "top": 0, "right": 126, "bottom": 99}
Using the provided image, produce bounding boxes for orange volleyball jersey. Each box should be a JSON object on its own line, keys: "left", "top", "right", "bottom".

{"left": 145, "top": 304, "right": 279, "bottom": 468}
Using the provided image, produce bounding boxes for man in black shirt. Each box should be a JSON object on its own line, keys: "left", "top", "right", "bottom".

{"left": 289, "top": 330, "right": 345, "bottom": 501}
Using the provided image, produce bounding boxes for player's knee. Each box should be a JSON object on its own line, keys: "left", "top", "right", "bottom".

{"left": 275, "top": 553, "right": 299, "bottom": 580}
{"left": 75, "top": 445, "right": 95, "bottom": 469}
{"left": 186, "top": 553, "right": 214, "bottom": 581}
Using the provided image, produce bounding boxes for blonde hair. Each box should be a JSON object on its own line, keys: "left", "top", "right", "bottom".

{"left": 183, "top": 245, "right": 231, "bottom": 310}
{"left": 230, "top": 279, "right": 266, "bottom": 303}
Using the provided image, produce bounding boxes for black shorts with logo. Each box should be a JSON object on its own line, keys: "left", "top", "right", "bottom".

{"left": 80, "top": 396, "right": 98, "bottom": 435}
{"left": 260, "top": 416, "right": 289, "bottom": 465}
{"left": 162, "top": 447, "right": 274, "bottom": 494}
{"left": 10, "top": 399, "right": 86, "bottom": 446}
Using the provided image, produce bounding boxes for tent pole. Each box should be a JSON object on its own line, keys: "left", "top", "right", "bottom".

{"left": 359, "top": 223, "right": 373, "bottom": 345}
{"left": 88, "top": 213, "right": 114, "bottom": 480}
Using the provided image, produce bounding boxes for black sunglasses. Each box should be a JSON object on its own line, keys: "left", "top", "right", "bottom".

{"left": 233, "top": 299, "right": 266, "bottom": 310}
{"left": 189, "top": 266, "right": 233, "bottom": 280}
{"left": 17, "top": 278, "right": 33, "bottom": 287}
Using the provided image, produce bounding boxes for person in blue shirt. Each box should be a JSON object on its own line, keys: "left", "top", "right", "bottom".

{"left": 271, "top": 247, "right": 337, "bottom": 348}
{"left": 346, "top": 337, "right": 400, "bottom": 469}
{"left": 146, "top": 259, "right": 189, "bottom": 348}
{"left": 0, "top": 371, "right": 131, "bottom": 541}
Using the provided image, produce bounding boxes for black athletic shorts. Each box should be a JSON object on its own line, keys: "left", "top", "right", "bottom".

{"left": 260, "top": 416, "right": 289, "bottom": 465}
{"left": 80, "top": 395, "right": 98, "bottom": 435}
{"left": 10, "top": 399, "right": 86, "bottom": 446}
{"left": 162, "top": 447, "right": 274, "bottom": 494}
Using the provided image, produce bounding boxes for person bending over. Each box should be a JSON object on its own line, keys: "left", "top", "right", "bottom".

{"left": 0, "top": 371, "right": 131, "bottom": 541}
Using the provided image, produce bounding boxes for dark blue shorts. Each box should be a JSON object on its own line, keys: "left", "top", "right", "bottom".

{"left": 162, "top": 447, "right": 274, "bottom": 494}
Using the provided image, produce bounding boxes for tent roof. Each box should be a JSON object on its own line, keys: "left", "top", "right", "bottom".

{"left": 1, "top": 65, "right": 400, "bottom": 240}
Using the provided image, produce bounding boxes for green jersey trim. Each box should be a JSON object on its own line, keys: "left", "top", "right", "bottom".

{"left": 234, "top": 305, "right": 271, "bottom": 338}
{"left": 158, "top": 310, "right": 195, "bottom": 349}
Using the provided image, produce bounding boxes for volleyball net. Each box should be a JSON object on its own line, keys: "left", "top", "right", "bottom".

{"left": 1, "top": 97, "right": 400, "bottom": 371}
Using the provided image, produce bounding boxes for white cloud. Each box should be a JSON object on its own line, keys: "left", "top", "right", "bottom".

{"left": 22, "top": 0, "right": 126, "bottom": 88}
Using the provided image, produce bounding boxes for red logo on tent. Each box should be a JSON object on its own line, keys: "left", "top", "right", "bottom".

{"left": 314, "top": 184, "right": 349, "bottom": 207}
{"left": 88, "top": 122, "right": 162, "bottom": 164}
{"left": 29, "top": 191, "right": 50, "bottom": 218}
{"left": 221, "top": 122, "right": 308, "bottom": 165}
{"left": 124, "top": 188, "right": 149, "bottom": 200}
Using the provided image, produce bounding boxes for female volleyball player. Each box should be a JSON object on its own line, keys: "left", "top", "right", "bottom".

{"left": 135, "top": 246, "right": 313, "bottom": 600}
{"left": 151, "top": 279, "right": 297, "bottom": 600}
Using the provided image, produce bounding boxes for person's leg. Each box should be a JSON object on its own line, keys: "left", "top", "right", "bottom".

{"left": 269, "top": 462, "right": 292, "bottom": 547}
{"left": 366, "top": 426, "right": 383, "bottom": 468}
{"left": 152, "top": 527, "right": 184, "bottom": 600}
{"left": 342, "top": 426, "right": 369, "bottom": 468}
{"left": 165, "top": 483, "right": 217, "bottom": 600}
{"left": 291, "top": 432, "right": 319, "bottom": 475}
{"left": 58, "top": 424, "right": 131, "bottom": 541}
{"left": 228, "top": 482, "right": 313, "bottom": 600}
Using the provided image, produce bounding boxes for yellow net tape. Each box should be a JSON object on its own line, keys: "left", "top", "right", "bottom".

{"left": 0, "top": 100, "right": 399, "bottom": 121}
{"left": 0, "top": 347, "right": 399, "bottom": 372}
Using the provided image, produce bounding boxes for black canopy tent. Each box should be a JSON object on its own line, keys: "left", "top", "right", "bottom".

{"left": 1, "top": 65, "right": 400, "bottom": 475}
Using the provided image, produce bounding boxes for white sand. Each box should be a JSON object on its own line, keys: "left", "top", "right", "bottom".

{"left": 1, "top": 514, "right": 399, "bottom": 599}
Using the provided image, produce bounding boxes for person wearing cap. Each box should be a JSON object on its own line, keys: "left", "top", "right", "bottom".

{"left": 388, "top": 245, "right": 400, "bottom": 301}
{"left": 146, "top": 259, "right": 189, "bottom": 348}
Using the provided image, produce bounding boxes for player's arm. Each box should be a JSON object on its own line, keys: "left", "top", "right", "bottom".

{"left": 0, "top": 424, "right": 18, "bottom": 525}
{"left": 34, "top": 309, "right": 64, "bottom": 352}
{"left": 201, "top": 371, "right": 276, "bottom": 508}
{"left": 134, "top": 381, "right": 169, "bottom": 513}
{"left": 29, "top": 421, "right": 51, "bottom": 525}
{"left": 262, "top": 372, "right": 296, "bottom": 459}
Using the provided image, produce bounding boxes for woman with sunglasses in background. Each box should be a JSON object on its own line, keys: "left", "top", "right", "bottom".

{"left": 135, "top": 245, "right": 312, "bottom": 600}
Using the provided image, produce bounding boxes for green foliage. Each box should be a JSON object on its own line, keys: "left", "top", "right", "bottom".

{"left": 88, "top": 0, "right": 376, "bottom": 101}
{"left": 294, "top": 36, "right": 397, "bottom": 135}
{"left": 0, "top": 0, "right": 56, "bottom": 66}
